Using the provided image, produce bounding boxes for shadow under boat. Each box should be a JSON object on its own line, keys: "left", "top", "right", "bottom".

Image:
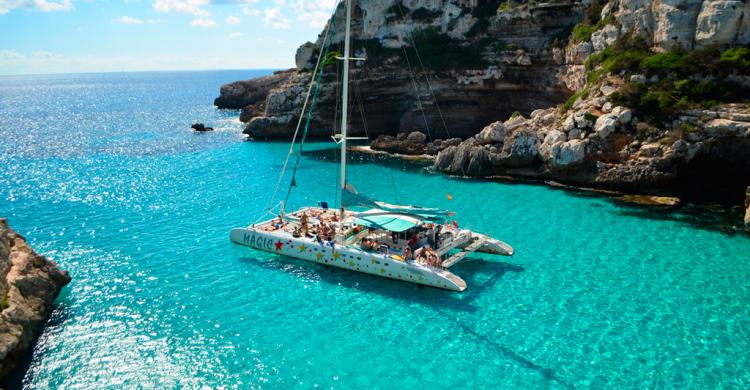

{"left": 237, "top": 253, "right": 524, "bottom": 313}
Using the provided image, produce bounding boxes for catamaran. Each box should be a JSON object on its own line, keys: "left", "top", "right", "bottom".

{"left": 230, "top": 0, "right": 514, "bottom": 291}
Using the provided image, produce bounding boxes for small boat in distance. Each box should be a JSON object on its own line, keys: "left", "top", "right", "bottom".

{"left": 230, "top": 0, "right": 514, "bottom": 291}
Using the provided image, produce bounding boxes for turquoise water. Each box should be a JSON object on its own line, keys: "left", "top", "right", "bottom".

{"left": 1, "top": 71, "right": 749, "bottom": 389}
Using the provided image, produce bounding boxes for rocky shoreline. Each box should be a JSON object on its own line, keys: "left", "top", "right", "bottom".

{"left": 215, "top": 0, "right": 750, "bottom": 233}
{"left": 0, "top": 219, "right": 70, "bottom": 379}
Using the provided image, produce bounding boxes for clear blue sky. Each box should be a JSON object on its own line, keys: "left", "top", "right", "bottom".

{"left": 0, "top": 0, "right": 336, "bottom": 75}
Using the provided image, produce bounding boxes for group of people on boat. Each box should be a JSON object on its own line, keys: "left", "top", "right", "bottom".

{"left": 360, "top": 236, "right": 389, "bottom": 253}
{"left": 291, "top": 211, "right": 337, "bottom": 242}
{"left": 352, "top": 220, "right": 461, "bottom": 268}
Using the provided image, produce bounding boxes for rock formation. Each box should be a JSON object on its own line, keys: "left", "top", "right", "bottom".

{"left": 215, "top": 0, "right": 750, "bottom": 230}
{"left": 191, "top": 123, "right": 214, "bottom": 132}
{"left": 0, "top": 219, "right": 70, "bottom": 378}
{"left": 217, "top": 0, "right": 587, "bottom": 138}
{"left": 433, "top": 100, "right": 750, "bottom": 201}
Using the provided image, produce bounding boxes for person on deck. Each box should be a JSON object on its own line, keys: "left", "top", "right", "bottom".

{"left": 300, "top": 213, "right": 309, "bottom": 236}
{"left": 402, "top": 244, "right": 412, "bottom": 260}
{"left": 408, "top": 234, "right": 418, "bottom": 251}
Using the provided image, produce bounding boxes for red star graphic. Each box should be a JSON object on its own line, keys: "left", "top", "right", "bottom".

{"left": 274, "top": 241, "right": 284, "bottom": 251}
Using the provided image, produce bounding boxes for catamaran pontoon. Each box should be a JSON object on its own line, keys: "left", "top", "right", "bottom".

{"left": 230, "top": 0, "right": 514, "bottom": 291}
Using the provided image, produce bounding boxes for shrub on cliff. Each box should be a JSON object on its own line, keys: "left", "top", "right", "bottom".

{"left": 597, "top": 44, "right": 750, "bottom": 123}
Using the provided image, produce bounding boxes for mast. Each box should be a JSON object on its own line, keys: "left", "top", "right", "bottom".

{"left": 339, "top": 0, "right": 352, "bottom": 219}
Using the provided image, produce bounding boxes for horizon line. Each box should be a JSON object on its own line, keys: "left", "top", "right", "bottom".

{"left": 0, "top": 67, "right": 292, "bottom": 78}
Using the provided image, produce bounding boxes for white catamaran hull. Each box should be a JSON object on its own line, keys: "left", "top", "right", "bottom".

{"left": 472, "top": 234, "right": 515, "bottom": 256}
{"left": 230, "top": 227, "right": 468, "bottom": 291}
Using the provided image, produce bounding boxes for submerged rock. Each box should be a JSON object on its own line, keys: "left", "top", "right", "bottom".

{"left": 615, "top": 195, "right": 681, "bottom": 207}
{"left": 191, "top": 123, "right": 214, "bottom": 132}
{"left": 0, "top": 219, "right": 70, "bottom": 377}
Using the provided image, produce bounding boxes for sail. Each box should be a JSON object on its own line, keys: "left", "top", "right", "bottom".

{"left": 342, "top": 186, "right": 449, "bottom": 221}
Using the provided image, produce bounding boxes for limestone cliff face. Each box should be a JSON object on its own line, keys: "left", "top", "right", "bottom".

{"left": 0, "top": 219, "right": 70, "bottom": 378}
{"left": 215, "top": 0, "right": 750, "bottom": 221}
{"left": 216, "top": 0, "right": 750, "bottom": 139}
{"left": 216, "top": 0, "right": 587, "bottom": 138}
{"left": 428, "top": 0, "right": 750, "bottom": 206}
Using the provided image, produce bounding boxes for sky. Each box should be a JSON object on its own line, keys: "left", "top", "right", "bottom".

{"left": 0, "top": 0, "right": 337, "bottom": 75}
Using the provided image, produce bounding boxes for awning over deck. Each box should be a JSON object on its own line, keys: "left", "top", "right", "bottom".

{"left": 352, "top": 210, "right": 422, "bottom": 232}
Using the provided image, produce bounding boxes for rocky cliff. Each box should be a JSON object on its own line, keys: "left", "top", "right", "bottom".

{"left": 0, "top": 219, "right": 70, "bottom": 378}
{"left": 216, "top": 0, "right": 750, "bottom": 227}
{"left": 216, "top": 0, "right": 589, "bottom": 138}
{"left": 426, "top": 0, "right": 750, "bottom": 205}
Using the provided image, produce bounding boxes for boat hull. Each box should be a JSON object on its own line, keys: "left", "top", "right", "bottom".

{"left": 230, "top": 227, "right": 467, "bottom": 291}
{"left": 475, "top": 234, "right": 515, "bottom": 256}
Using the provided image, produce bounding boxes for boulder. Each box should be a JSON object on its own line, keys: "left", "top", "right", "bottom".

{"left": 406, "top": 131, "right": 427, "bottom": 144}
{"left": 638, "top": 143, "right": 663, "bottom": 158}
{"left": 611, "top": 106, "right": 633, "bottom": 124}
{"left": 563, "top": 115, "right": 576, "bottom": 131}
{"left": 599, "top": 84, "right": 617, "bottom": 96}
{"left": 494, "top": 129, "right": 540, "bottom": 167}
{"left": 544, "top": 130, "right": 567, "bottom": 145}
{"left": 550, "top": 139, "right": 587, "bottom": 168}
{"left": 574, "top": 111, "right": 593, "bottom": 129}
{"left": 594, "top": 114, "right": 618, "bottom": 138}
{"left": 191, "top": 123, "right": 214, "bottom": 132}
{"left": 475, "top": 121, "right": 508, "bottom": 145}
{"left": 434, "top": 139, "right": 490, "bottom": 175}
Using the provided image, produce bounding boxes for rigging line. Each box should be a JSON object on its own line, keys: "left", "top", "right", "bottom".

{"left": 402, "top": 46, "right": 433, "bottom": 141}
{"left": 404, "top": 35, "right": 451, "bottom": 139}
{"left": 355, "top": 79, "right": 369, "bottom": 139}
{"left": 332, "top": 41, "right": 341, "bottom": 137}
{"left": 389, "top": 169, "right": 400, "bottom": 204}
{"left": 395, "top": 4, "right": 451, "bottom": 140}
{"left": 259, "top": 12, "right": 336, "bottom": 220}
{"left": 283, "top": 37, "right": 335, "bottom": 206}
{"left": 394, "top": 3, "right": 433, "bottom": 142}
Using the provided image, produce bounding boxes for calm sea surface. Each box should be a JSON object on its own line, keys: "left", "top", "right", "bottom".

{"left": 1, "top": 70, "right": 749, "bottom": 389}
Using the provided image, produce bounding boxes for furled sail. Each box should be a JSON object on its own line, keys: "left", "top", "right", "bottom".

{"left": 342, "top": 185, "right": 449, "bottom": 221}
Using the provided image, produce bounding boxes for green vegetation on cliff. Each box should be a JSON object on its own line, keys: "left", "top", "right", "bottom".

{"left": 581, "top": 35, "right": 750, "bottom": 122}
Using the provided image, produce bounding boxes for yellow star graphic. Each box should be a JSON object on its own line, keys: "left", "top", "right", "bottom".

{"left": 316, "top": 253, "right": 324, "bottom": 260}
{"left": 333, "top": 252, "right": 341, "bottom": 259}
{"left": 348, "top": 261, "right": 354, "bottom": 266}
{"left": 371, "top": 259, "right": 377, "bottom": 264}
{"left": 299, "top": 244, "right": 306, "bottom": 252}
{"left": 380, "top": 268, "right": 385, "bottom": 273}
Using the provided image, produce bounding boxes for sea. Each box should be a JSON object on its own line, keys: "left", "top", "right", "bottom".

{"left": 0, "top": 70, "right": 749, "bottom": 389}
